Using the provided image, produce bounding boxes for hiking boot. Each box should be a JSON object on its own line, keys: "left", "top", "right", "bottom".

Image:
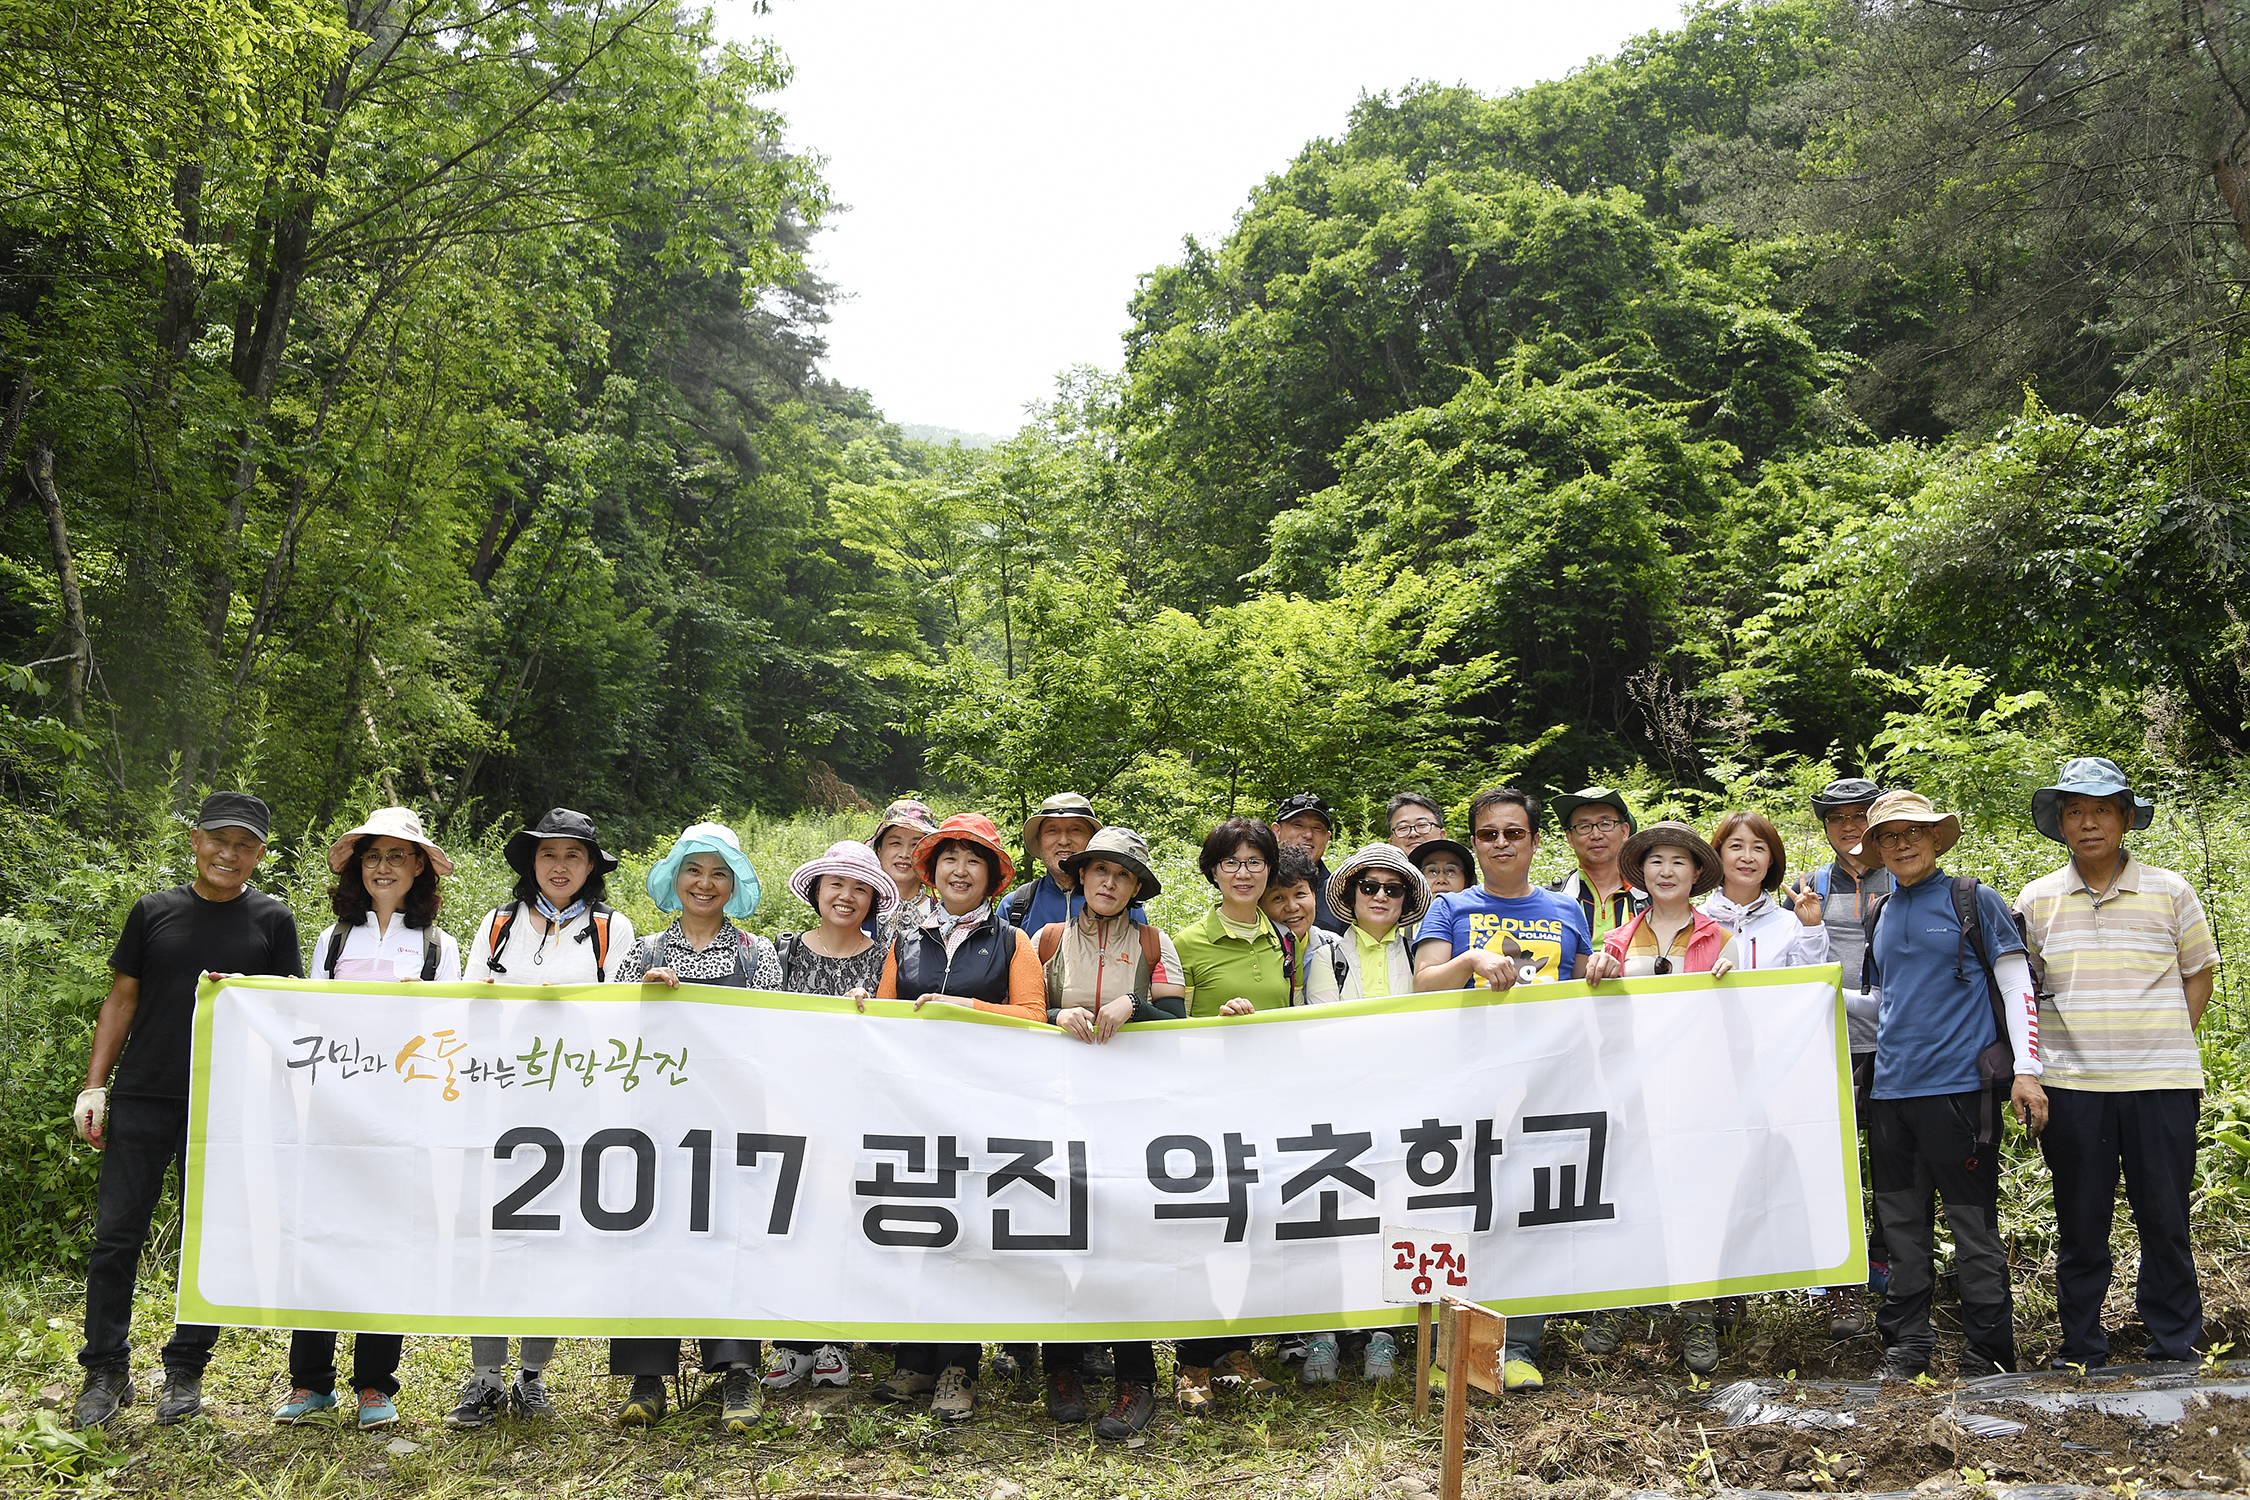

{"left": 719, "top": 1367, "right": 763, "bottom": 1432}
{"left": 446, "top": 1375, "right": 505, "bottom": 1429}
{"left": 1502, "top": 1357, "right": 1544, "bottom": 1391}
{"left": 988, "top": 1348, "right": 1021, "bottom": 1383}
{"left": 1824, "top": 1286, "right": 1870, "bottom": 1337}
{"left": 1095, "top": 1379, "right": 1157, "bottom": 1441}
{"left": 355, "top": 1389, "right": 398, "bottom": 1430}
{"left": 875, "top": 1366, "right": 934, "bottom": 1402}
{"left": 1873, "top": 1349, "right": 1929, "bottom": 1382}
{"left": 509, "top": 1370, "right": 556, "bottom": 1420}
{"left": 1044, "top": 1367, "right": 1088, "bottom": 1424}
{"left": 1300, "top": 1335, "right": 1339, "bottom": 1384}
{"left": 154, "top": 1370, "right": 203, "bottom": 1425}
{"left": 762, "top": 1346, "right": 815, "bottom": 1390}
{"left": 1082, "top": 1345, "right": 1115, "bottom": 1380}
{"left": 931, "top": 1365, "right": 974, "bottom": 1424}
{"left": 1867, "top": 1260, "right": 1891, "bottom": 1297}
{"left": 1213, "top": 1349, "right": 1277, "bottom": 1396}
{"left": 1578, "top": 1311, "right": 1624, "bottom": 1356}
{"left": 1683, "top": 1319, "right": 1720, "bottom": 1375}
{"left": 274, "top": 1387, "right": 339, "bottom": 1424}
{"left": 1364, "top": 1331, "right": 1398, "bottom": 1381}
{"left": 1958, "top": 1351, "right": 2014, "bottom": 1381}
{"left": 72, "top": 1369, "right": 133, "bottom": 1430}
{"left": 617, "top": 1374, "right": 667, "bottom": 1425}
{"left": 809, "top": 1344, "right": 850, "bottom": 1388}
{"left": 1174, "top": 1365, "right": 1213, "bottom": 1416}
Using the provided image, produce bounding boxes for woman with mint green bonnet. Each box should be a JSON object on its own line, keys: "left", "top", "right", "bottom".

{"left": 605, "top": 821, "right": 779, "bottom": 1435}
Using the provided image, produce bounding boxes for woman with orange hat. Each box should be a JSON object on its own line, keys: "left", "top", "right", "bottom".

{"left": 866, "top": 812, "right": 1043, "bottom": 1425}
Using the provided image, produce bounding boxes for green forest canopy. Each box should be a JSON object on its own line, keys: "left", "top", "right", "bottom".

{"left": 2, "top": 0, "right": 2247, "bottom": 855}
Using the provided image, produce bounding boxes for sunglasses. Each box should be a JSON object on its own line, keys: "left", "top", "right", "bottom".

{"left": 1356, "top": 879, "right": 1408, "bottom": 899}
{"left": 1653, "top": 956, "right": 1674, "bottom": 976}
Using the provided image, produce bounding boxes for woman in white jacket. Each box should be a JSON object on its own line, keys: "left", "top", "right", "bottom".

{"left": 1701, "top": 810, "right": 1829, "bottom": 971}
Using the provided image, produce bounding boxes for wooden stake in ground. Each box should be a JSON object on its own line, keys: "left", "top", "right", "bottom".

{"left": 1416, "top": 1299, "right": 1432, "bottom": 1419}
{"left": 1436, "top": 1296, "right": 1505, "bottom": 1500}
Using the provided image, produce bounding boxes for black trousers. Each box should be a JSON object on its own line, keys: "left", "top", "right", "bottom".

{"left": 1047, "top": 1341, "right": 1155, "bottom": 1383}
{"left": 1870, "top": 1091, "right": 2015, "bottom": 1369}
{"left": 607, "top": 1338, "right": 761, "bottom": 1376}
{"left": 1173, "top": 1336, "right": 1250, "bottom": 1371}
{"left": 289, "top": 1332, "right": 405, "bottom": 1397}
{"left": 2042, "top": 1086, "right": 2203, "bottom": 1364}
{"left": 78, "top": 1096, "right": 220, "bottom": 1375}
{"left": 895, "top": 1342, "right": 981, "bottom": 1377}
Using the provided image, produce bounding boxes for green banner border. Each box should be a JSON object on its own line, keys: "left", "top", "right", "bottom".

{"left": 181, "top": 965, "right": 1865, "bottom": 1335}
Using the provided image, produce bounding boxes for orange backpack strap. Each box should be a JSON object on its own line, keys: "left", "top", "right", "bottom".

{"left": 1139, "top": 922, "right": 1161, "bottom": 973}
{"left": 484, "top": 904, "right": 521, "bottom": 975}
{"left": 590, "top": 907, "right": 613, "bottom": 981}
{"left": 1035, "top": 922, "right": 1063, "bottom": 965}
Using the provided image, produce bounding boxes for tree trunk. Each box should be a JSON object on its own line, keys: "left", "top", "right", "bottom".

{"left": 27, "top": 440, "right": 92, "bottom": 729}
{"left": 0, "top": 373, "right": 33, "bottom": 475}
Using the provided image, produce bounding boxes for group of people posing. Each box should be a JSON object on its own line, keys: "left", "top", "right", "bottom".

{"left": 66, "top": 758, "right": 2219, "bottom": 1444}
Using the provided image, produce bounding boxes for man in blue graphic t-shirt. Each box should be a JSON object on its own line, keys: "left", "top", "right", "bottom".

{"left": 1410, "top": 784, "right": 1594, "bottom": 1394}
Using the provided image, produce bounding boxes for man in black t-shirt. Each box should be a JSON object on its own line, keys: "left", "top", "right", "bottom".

{"left": 72, "top": 792, "right": 302, "bottom": 1430}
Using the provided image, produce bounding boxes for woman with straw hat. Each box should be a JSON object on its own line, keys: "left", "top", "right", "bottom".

{"left": 274, "top": 807, "right": 460, "bottom": 1432}
{"left": 1325, "top": 842, "right": 1432, "bottom": 1002}
{"left": 606, "top": 822, "right": 779, "bottom": 1433}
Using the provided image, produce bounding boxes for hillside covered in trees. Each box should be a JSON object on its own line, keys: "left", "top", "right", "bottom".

{"left": 3, "top": 0, "right": 2246, "bottom": 853}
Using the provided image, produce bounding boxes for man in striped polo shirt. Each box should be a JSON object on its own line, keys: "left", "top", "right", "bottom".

{"left": 2015, "top": 758, "right": 2218, "bottom": 1369}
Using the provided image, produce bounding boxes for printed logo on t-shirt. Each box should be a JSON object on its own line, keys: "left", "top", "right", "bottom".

{"left": 1468, "top": 914, "right": 1569, "bottom": 989}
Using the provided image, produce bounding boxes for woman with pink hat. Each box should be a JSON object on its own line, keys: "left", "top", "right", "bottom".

{"left": 277, "top": 807, "right": 461, "bottom": 1432}
{"left": 867, "top": 812, "right": 1043, "bottom": 1425}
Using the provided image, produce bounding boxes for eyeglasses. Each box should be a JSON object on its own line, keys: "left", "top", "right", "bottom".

{"left": 1870, "top": 826, "right": 1932, "bottom": 850}
{"left": 1823, "top": 810, "right": 1870, "bottom": 826}
{"left": 1356, "top": 879, "right": 1408, "bottom": 899}
{"left": 1568, "top": 817, "right": 1628, "bottom": 835}
{"left": 1218, "top": 857, "right": 1267, "bottom": 873}
{"left": 1471, "top": 826, "right": 1533, "bottom": 845}
{"left": 360, "top": 848, "right": 421, "bottom": 870}
{"left": 1389, "top": 817, "right": 1441, "bottom": 838}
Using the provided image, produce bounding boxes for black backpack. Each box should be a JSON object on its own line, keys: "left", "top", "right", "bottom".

{"left": 1860, "top": 876, "right": 2018, "bottom": 1143}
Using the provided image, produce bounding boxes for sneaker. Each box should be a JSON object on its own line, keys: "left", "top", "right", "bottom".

{"left": 931, "top": 1364, "right": 974, "bottom": 1424}
{"left": 1364, "top": 1331, "right": 1398, "bottom": 1381}
{"left": 1684, "top": 1319, "right": 1720, "bottom": 1375}
{"left": 154, "top": 1370, "right": 203, "bottom": 1425}
{"left": 1095, "top": 1379, "right": 1157, "bottom": 1441}
{"left": 809, "top": 1344, "right": 850, "bottom": 1388}
{"left": 1044, "top": 1367, "right": 1088, "bottom": 1423}
{"left": 72, "top": 1369, "right": 133, "bottom": 1430}
{"left": 1579, "top": 1311, "right": 1624, "bottom": 1356}
{"left": 719, "top": 1367, "right": 763, "bottom": 1432}
{"left": 875, "top": 1367, "right": 934, "bottom": 1402}
{"left": 761, "top": 1346, "right": 815, "bottom": 1390}
{"left": 1824, "top": 1286, "right": 1870, "bottom": 1337}
{"left": 510, "top": 1370, "right": 556, "bottom": 1421}
{"left": 1300, "top": 1336, "right": 1339, "bottom": 1384}
{"left": 617, "top": 1374, "right": 666, "bottom": 1425}
{"left": 1174, "top": 1365, "right": 1213, "bottom": 1417}
{"left": 275, "top": 1387, "right": 339, "bottom": 1424}
{"left": 1501, "top": 1357, "right": 1544, "bottom": 1391}
{"left": 1213, "top": 1349, "right": 1277, "bottom": 1397}
{"left": 1873, "top": 1349, "right": 1929, "bottom": 1382}
{"left": 1276, "top": 1336, "right": 1309, "bottom": 1365}
{"left": 446, "top": 1376, "right": 505, "bottom": 1429}
{"left": 1082, "top": 1346, "right": 1115, "bottom": 1380}
{"left": 356, "top": 1389, "right": 399, "bottom": 1430}
{"left": 1958, "top": 1351, "right": 2014, "bottom": 1381}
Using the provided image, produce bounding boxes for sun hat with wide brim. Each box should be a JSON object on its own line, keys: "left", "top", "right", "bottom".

{"left": 867, "top": 798, "right": 938, "bottom": 848}
{"left": 1849, "top": 789, "right": 1962, "bottom": 860}
{"left": 1407, "top": 837, "right": 1475, "bottom": 875}
{"left": 644, "top": 822, "right": 762, "bottom": 919}
{"left": 1549, "top": 786, "right": 1638, "bottom": 833}
{"left": 911, "top": 812, "right": 1017, "bottom": 899}
{"left": 1020, "top": 791, "right": 1100, "bottom": 853}
{"left": 327, "top": 805, "right": 455, "bottom": 877}
{"left": 2030, "top": 757, "right": 2154, "bottom": 843}
{"left": 1059, "top": 825, "right": 1162, "bottom": 901}
{"left": 1326, "top": 842, "right": 1432, "bottom": 924}
{"left": 505, "top": 807, "right": 620, "bottom": 878}
{"left": 790, "top": 839, "right": 902, "bottom": 919}
{"left": 1619, "top": 821, "right": 1725, "bottom": 896}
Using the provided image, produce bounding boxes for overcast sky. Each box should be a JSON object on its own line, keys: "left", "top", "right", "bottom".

{"left": 720, "top": 1, "right": 1688, "bottom": 437}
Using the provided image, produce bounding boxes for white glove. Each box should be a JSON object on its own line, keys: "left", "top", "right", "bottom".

{"left": 74, "top": 1087, "right": 107, "bottom": 1145}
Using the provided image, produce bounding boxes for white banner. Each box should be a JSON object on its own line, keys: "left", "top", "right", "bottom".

{"left": 181, "top": 969, "right": 1862, "bottom": 1339}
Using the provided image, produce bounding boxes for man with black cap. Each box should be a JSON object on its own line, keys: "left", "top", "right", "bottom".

{"left": 1274, "top": 793, "right": 1348, "bottom": 935}
{"left": 2015, "top": 758, "right": 2218, "bottom": 1370}
{"left": 71, "top": 792, "right": 303, "bottom": 1429}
